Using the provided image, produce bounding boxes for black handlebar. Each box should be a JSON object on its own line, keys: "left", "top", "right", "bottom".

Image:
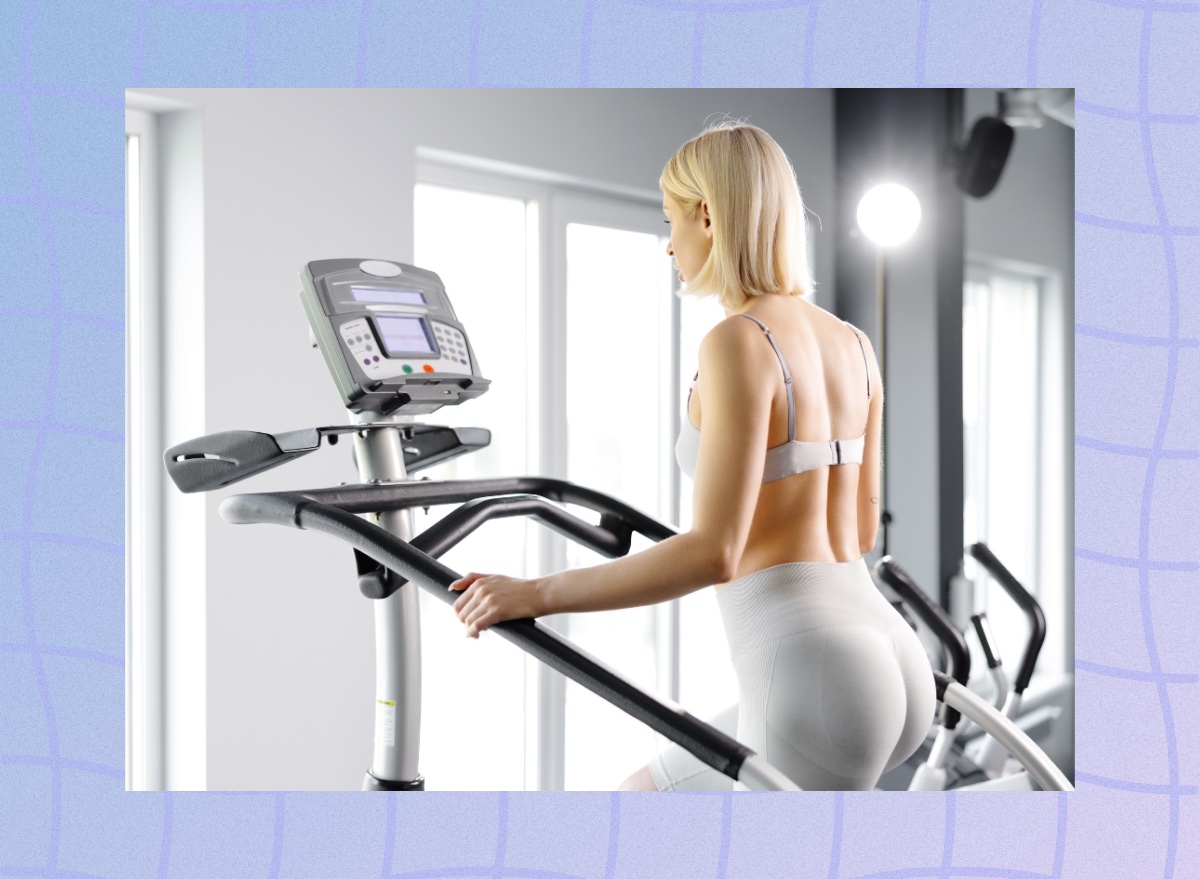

{"left": 970, "top": 613, "right": 1002, "bottom": 670}
{"left": 874, "top": 557, "right": 970, "bottom": 729}
{"left": 219, "top": 489, "right": 752, "bottom": 781}
{"left": 293, "top": 477, "right": 678, "bottom": 541}
{"left": 967, "top": 542, "right": 1046, "bottom": 693}
{"left": 373, "top": 494, "right": 634, "bottom": 598}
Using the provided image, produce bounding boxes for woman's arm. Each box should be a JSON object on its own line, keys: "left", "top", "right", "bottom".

{"left": 856, "top": 333, "right": 884, "bottom": 554}
{"left": 453, "top": 317, "right": 774, "bottom": 634}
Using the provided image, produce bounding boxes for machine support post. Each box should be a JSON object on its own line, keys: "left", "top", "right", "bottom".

{"left": 353, "top": 416, "right": 424, "bottom": 790}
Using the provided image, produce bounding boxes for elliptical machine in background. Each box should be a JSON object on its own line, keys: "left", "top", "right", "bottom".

{"left": 164, "top": 259, "right": 1072, "bottom": 792}
{"left": 959, "top": 543, "right": 1072, "bottom": 780}
{"left": 873, "top": 546, "right": 1072, "bottom": 790}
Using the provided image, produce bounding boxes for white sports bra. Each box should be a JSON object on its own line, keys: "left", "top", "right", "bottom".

{"left": 675, "top": 313, "right": 871, "bottom": 483}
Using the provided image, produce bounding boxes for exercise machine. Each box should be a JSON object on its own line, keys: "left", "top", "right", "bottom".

{"left": 959, "top": 543, "right": 1073, "bottom": 781}
{"left": 165, "top": 258, "right": 1072, "bottom": 792}
{"left": 874, "top": 553, "right": 1072, "bottom": 790}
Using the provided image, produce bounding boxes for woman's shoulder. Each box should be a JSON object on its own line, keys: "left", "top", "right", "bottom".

{"left": 699, "top": 312, "right": 772, "bottom": 359}
{"left": 696, "top": 314, "right": 782, "bottom": 392}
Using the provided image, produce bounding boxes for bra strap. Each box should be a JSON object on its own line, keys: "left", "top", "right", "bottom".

{"left": 736, "top": 313, "right": 795, "bottom": 442}
{"left": 845, "top": 321, "right": 871, "bottom": 398}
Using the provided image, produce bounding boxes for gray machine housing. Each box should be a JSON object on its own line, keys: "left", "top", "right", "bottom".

{"left": 300, "top": 258, "right": 491, "bottom": 415}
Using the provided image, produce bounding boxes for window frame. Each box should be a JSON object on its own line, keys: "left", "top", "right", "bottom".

{"left": 125, "top": 106, "right": 163, "bottom": 791}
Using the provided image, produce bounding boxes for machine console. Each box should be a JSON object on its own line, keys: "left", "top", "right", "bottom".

{"left": 300, "top": 259, "right": 490, "bottom": 415}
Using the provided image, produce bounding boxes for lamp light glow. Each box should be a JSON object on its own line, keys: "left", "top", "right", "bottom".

{"left": 856, "top": 183, "right": 922, "bottom": 247}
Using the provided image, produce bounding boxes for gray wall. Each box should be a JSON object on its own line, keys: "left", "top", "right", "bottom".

{"left": 134, "top": 88, "right": 836, "bottom": 790}
{"left": 964, "top": 91, "right": 1075, "bottom": 294}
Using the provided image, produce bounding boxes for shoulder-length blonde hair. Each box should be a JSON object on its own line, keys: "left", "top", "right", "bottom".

{"left": 661, "top": 121, "right": 815, "bottom": 309}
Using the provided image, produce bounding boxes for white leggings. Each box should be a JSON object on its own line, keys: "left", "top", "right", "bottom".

{"left": 649, "top": 558, "right": 936, "bottom": 791}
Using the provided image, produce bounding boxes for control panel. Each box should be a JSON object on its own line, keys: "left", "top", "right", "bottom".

{"left": 300, "top": 258, "right": 491, "bottom": 415}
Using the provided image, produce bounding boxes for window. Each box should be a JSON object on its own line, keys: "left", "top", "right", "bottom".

{"left": 412, "top": 183, "right": 536, "bottom": 791}
{"left": 963, "top": 267, "right": 1044, "bottom": 676}
{"left": 127, "top": 98, "right": 207, "bottom": 792}
{"left": 559, "top": 206, "right": 674, "bottom": 789}
{"left": 413, "top": 164, "right": 683, "bottom": 789}
{"left": 125, "top": 106, "right": 163, "bottom": 791}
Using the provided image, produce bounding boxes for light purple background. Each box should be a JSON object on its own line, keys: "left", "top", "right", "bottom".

{"left": 1, "top": 0, "right": 1197, "bottom": 876}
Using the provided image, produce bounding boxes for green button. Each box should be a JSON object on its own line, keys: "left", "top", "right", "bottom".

{"left": 402, "top": 364, "right": 413, "bottom": 374}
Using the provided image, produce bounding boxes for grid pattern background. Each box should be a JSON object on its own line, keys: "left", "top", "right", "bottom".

{"left": 1, "top": 0, "right": 1197, "bottom": 875}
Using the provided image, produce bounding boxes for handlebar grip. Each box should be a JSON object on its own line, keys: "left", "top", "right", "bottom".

{"left": 970, "top": 612, "right": 1002, "bottom": 669}
{"left": 967, "top": 543, "right": 1046, "bottom": 693}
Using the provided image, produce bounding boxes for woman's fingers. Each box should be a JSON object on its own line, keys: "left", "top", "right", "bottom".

{"left": 463, "top": 591, "right": 496, "bottom": 638}
{"left": 464, "top": 607, "right": 490, "bottom": 638}
{"left": 450, "top": 573, "right": 534, "bottom": 638}
{"left": 451, "top": 573, "right": 494, "bottom": 635}
{"left": 449, "top": 571, "right": 484, "bottom": 593}
{"left": 450, "top": 572, "right": 485, "bottom": 611}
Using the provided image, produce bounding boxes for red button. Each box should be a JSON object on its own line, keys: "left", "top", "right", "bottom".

{"left": 423, "top": 364, "right": 435, "bottom": 373}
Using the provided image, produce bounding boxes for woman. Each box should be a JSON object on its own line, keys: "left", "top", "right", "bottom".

{"left": 449, "top": 122, "right": 935, "bottom": 791}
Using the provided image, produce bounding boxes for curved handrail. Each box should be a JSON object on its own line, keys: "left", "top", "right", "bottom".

{"left": 289, "top": 477, "right": 679, "bottom": 542}
{"left": 378, "top": 494, "right": 633, "bottom": 597}
{"left": 934, "top": 672, "right": 1072, "bottom": 791}
{"left": 220, "top": 490, "right": 796, "bottom": 790}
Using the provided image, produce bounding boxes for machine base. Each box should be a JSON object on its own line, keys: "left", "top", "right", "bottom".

{"left": 363, "top": 771, "right": 425, "bottom": 791}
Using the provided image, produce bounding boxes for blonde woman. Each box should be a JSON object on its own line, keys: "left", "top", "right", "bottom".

{"left": 450, "top": 122, "right": 935, "bottom": 791}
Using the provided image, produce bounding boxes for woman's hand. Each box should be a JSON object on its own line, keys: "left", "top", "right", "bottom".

{"left": 449, "top": 572, "right": 546, "bottom": 638}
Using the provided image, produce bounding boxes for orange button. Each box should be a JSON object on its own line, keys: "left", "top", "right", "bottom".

{"left": 423, "top": 363, "right": 435, "bottom": 373}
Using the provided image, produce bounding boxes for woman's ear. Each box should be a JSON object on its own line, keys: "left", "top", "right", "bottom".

{"left": 701, "top": 200, "right": 713, "bottom": 236}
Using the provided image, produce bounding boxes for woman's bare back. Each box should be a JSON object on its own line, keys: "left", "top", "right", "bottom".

{"left": 688, "top": 295, "right": 883, "bottom": 581}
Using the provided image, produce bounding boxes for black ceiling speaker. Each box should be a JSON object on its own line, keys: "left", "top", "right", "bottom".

{"left": 956, "top": 116, "right": 1014, "bottom": 198}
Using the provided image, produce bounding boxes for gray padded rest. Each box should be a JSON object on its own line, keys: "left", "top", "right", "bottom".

{"left": 164, "top": 425, "right": 490, "bottom": 493}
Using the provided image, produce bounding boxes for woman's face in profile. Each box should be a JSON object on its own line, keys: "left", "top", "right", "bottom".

{"left": 662, "top": 194, "right": 712, "bottom": 285}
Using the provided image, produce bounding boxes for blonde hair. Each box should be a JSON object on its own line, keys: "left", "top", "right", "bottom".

{"left": 661, "top": 121, "right": 816, "bottom": 309}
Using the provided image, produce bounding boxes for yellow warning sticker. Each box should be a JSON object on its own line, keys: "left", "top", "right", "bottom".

{"left": 375, "top": 700, "right": 396, "bottom": 747}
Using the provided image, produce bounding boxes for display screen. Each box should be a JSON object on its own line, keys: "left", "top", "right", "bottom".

{"left": 350, "top": 286, "right": 426, "bottom": 306}
{"left": 374, "top": 315, "right": 436, "bottom": 356}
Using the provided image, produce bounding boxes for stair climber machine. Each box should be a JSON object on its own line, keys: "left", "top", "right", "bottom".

{"left": 164, "top": 258, "right": 1073, "bottom": 792}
